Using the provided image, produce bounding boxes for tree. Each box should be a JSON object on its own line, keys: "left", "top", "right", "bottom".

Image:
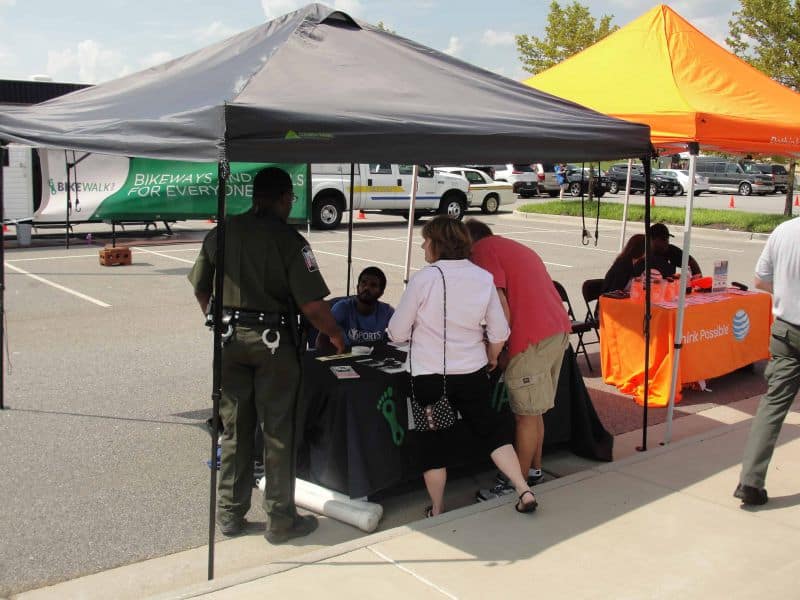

{"left": 728, "top": 0, "right": 800, "bottom": 215}
{"left": 375, "top": 21, "right": 396, "bottom": 34}
{"left": 516, "top": 1, "right": 618, "bottom": 75}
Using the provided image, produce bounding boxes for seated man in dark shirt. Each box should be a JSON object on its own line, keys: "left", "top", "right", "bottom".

{"left": 639, "top": 223, "right": 702, "bottom": 279}
{"left": 317, "top": 266, "right": 394, "bottom": 350}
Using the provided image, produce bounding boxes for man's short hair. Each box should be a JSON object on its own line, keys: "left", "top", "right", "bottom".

{"left": 253, "top": 167, "right": 292, "bottom": 203}
{"left": 465, "top": 219, "right": 493, "bottom": 243}
{"left": 358, "top": 266, "right": 387, "bottom": 291}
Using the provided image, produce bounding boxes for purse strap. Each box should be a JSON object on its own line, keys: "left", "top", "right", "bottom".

{"left": 409, "top": 264, "right": 447, "bottom": 402}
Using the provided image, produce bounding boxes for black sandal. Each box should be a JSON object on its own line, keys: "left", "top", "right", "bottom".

{"left": 424, "top": 505, "right": 434, "bottom": 518}
{"left": 515, "top": 490, "right": 538, "bottom": 513}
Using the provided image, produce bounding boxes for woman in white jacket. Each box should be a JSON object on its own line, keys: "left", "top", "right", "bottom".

{"left": 387, "top": 216, "right": 537, "bottom": 517}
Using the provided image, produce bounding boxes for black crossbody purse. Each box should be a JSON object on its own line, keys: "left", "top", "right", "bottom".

{"left": 409, "top": 265, "right": 457, "bottom": 432}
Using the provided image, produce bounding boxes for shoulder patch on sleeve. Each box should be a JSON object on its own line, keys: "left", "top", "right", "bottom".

{"left": 301, "top": 245, "right": 319, "bottom": 272}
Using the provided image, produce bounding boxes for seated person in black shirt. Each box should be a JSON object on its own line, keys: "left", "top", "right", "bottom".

{"left": 602, "top": 234, "right": 646, "bottom": 294}
{"left": 647, "top": 223, "right": 702, "bottom": 278}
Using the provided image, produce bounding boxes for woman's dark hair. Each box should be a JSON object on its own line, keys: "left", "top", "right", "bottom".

{"left": 421, "top": 216, "right": 472, "bottom": 260}
{"left": 618, "top": 233, "right": 646, "bottom": 262}
{"left": 358, "top": 266, "right": 387, "bottom": 291}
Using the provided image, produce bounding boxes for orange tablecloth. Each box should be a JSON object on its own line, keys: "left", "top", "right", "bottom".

{"left": 599, "top": 291, "right": 771, "bottom": 406}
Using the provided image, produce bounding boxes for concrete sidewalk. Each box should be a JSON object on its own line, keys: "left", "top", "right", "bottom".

{"left": 13, "top": 395, "right": 800, "bottom": 600}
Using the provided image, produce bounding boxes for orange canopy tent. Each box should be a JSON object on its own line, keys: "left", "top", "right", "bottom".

{"left": 524, "top": 4, "right": 800, "bottom": 157}
{"left": 525, "top": 4, "right": 800, "bottom": 444}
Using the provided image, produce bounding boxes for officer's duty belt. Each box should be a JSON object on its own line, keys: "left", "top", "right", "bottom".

{"left": 223, "top": 309, "right": 289, "bottom": 328}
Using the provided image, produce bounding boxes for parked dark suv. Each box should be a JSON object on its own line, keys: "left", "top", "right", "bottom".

{"left": 605, "top": 164, "right": 682, "bottom": 196}
{"left": 743, "top": 163, "right": 789, "bottom": 194}
{"left": 695, "top": 159, "right": 774, "bottom": 196}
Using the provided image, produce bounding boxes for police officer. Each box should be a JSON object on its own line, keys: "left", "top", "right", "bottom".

{"left": 188, "top": 167, "right": 345, "bottom": 544}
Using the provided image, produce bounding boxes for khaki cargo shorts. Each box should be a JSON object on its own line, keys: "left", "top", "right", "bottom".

{"left": 505, "top": 332, "right": 569, "bottom": 416}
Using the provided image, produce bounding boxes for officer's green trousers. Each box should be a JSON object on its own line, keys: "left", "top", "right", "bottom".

{"left": 218, "top": 325, "right": 299, "bottom": 532}
{"left": 740, "top": 319, "right": 800, "bottom": 489}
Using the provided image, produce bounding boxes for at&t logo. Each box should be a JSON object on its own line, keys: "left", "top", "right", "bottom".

{"left": 732, "top": 309, "right": 751, "bottom": 341}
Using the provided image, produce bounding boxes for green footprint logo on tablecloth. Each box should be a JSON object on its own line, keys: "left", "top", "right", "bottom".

{"left": 377, "top": 386, "right": 405, "bottom": 446}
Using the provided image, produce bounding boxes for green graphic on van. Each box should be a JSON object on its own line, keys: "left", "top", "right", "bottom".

{"left": 89, "top": 159, "right": 308, "bottom": 221}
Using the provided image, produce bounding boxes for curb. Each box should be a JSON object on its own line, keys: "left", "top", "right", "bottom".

{"left": 151, "top": 407, "right": 760, "bottom": 600}
{"left": 511, "top": 210, "right": 772, "bottom": 242}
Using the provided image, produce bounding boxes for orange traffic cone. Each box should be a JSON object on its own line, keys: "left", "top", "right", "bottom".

{"left": 650, "top": 195, "right": 656, "bottom": 207}
{"left": 357, "top": 210, "right": 366, "bottom": 220}
{"left": 794, "top": 195, "right": 799, "bottom": 207}
{"left": 729, "top": 195, "right": 735, "bottom": 208}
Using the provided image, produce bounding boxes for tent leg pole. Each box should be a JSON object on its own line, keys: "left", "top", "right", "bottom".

{"left": 402, "top": 166, "right": 419, "bottom": 287}
{"left": 619, "top": 158, "right": 633, "bottom": 251}
{"left": 0, "top": 144, "right": 5, "bottom": 409}
{"left": 64, "top": 152, "right": 72, "bottom": 250}
{"left": 208, "top": 160, "right": 229, "bottom": 581}
{"left": 346, "top": 163, "right": 355, "bottom": 296}
{"left": 637, "top": 154, "right": 654, "bottom": 452}
{"left": 663, "top": 144, "right": 699, "bottom": 445}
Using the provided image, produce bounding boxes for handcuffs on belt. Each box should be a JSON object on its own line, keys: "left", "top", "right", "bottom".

{"left": 207, "top": 308, "right": 285, "bottom": 354}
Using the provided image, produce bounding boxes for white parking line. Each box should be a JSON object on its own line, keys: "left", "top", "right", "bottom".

{"left": 5, "top": 253, "right": 100, "bottom": 262}
{"left": 314, "top": 250, "right": 420, "bottom": 272}
{"left": 689, "top": 244, "right": 745, "bottom": 254}
{"left": 131, "top": 246, "right": 195, "bottom": 264}
{"left": 5, "top": 263, "right": 111, "bottom": 308}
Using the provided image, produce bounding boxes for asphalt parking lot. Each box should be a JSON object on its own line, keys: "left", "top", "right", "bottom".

{"left": 0, "top": 203, "right": 770, "bottom": 595}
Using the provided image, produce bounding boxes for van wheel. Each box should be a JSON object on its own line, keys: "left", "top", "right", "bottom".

{"left": 739, "top": 182, "right": 752, "bottom": 196}
{"left": 608, "top": 181, "right": 619, "bottom": 194}
{"left": 569, "top": 182, "right": 582, "bottom": 196}
{"left": 439, "top": 193, "right": 466, "bottom": 221}
{"left": 481, "top": 194, "right": 500, "bottom": 214}
{"left": 676, "top": 184, "right": 684, "bottom": 195}
{"left": 649, "top": 183, "right": 658, "bottom": 197}
{"left": 312, "top": 194, "right": 343, "bottom": 230}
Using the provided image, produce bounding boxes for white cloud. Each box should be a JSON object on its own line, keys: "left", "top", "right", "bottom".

{"left": 444, "top": 35, "right": 462, "bottom": 56}
{"left": 333, "top": 0, "right": 362, "bottom": 15}
{"left": 260, "top": 0, "right": 362, "bottom": 20}
{"left": 0, "top": 0, "right": 17, "bottom": 6}
{"left": 196, "top": 21, "right": 239, "bottom": 42}
{"left": 140, "top": 51, "right": 173, "bottom": 69}
{"left": 481, "top": 29, "right": 515, "bottom": 47}
{"left": 46, "top": 40, "right": 127, "bottom": 83}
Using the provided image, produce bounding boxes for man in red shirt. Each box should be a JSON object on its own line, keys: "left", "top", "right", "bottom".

{"left": 467, "top": 220, "right": 571, "bottom": 495}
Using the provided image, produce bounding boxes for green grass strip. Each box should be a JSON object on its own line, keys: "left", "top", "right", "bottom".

{"left": 516, "top": 200, "right": 792, "bottom": 233}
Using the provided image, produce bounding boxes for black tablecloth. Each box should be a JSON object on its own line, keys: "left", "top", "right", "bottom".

{"left": 299, "top": 344, "right": 612, "bottom": 498}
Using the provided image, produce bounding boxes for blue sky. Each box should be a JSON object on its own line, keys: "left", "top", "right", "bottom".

{"left": 0, "top": 0, "right": 740, "bottom": 84}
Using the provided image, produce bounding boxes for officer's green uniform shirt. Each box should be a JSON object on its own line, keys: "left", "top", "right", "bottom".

{"left": 188, "top": 210, "right": 330, "bottom": 312}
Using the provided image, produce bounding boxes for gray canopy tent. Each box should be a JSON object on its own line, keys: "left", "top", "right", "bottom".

{"left": 0, "top": 2, "right": 651, "bottom": 580}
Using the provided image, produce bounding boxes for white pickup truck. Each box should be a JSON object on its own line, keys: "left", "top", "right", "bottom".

{"left": 310, "top": 163, "right": 470, "bottom": 229}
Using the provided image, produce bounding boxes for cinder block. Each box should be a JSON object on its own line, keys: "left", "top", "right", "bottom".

{"left": 99, "top": 245, "right": 132, "bottom": 266}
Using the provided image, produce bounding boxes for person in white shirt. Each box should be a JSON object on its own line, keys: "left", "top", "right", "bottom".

{"left": 736, "top": 216, "right": 800, "bottom": 506}
{"left": 387, "top": 216, "right": 537, "bottom": 516}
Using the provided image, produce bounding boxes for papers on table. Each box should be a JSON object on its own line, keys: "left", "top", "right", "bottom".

{"left": 330, "top": 365, "right": 360, "bottom": 379}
